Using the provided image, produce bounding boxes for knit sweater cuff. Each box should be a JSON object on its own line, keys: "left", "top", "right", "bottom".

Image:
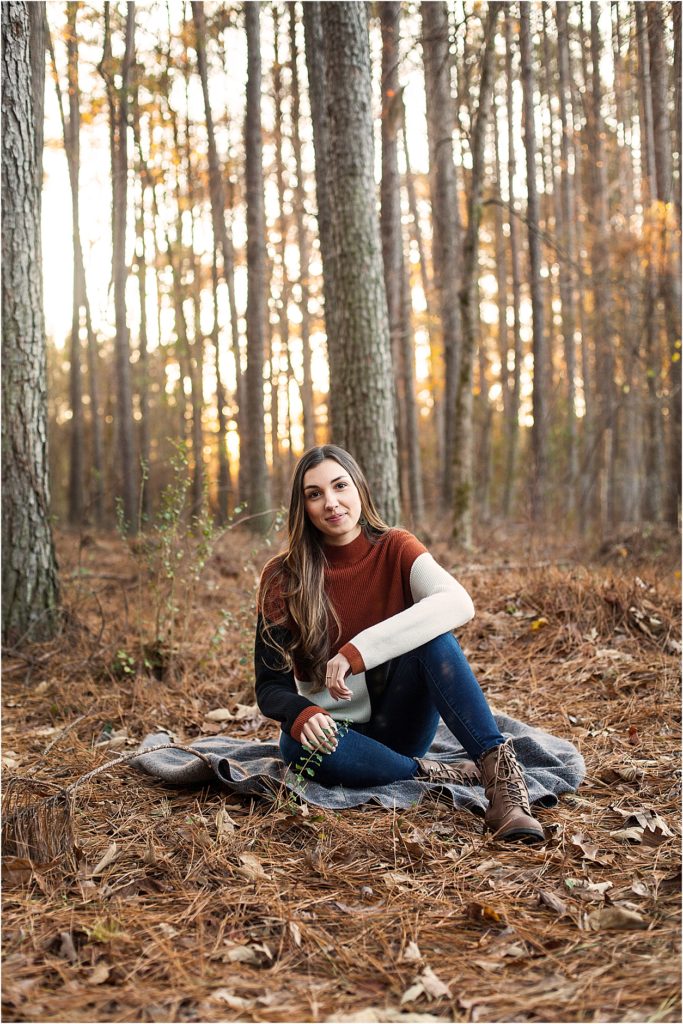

{"left": 290, "top": 705, "right": 333, "bottom": 743}
{"left": 339, "top": 642, "right": 365, "bottom": 675}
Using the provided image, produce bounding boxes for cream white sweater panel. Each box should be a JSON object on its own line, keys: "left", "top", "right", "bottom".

{"left": 348, "top": 551, "right": 475, "bottom": 672}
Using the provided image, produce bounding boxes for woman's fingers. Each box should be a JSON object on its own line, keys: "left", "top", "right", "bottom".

{"left": 325, "top": 654, "right": 353, "bottom": 701}
{"left": 302, "top": 715, "right": 338, "bottom": 753}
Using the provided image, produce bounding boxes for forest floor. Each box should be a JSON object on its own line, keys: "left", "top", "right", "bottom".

{"left": 2, "top": 520, "right": 681, "bottom": 1024}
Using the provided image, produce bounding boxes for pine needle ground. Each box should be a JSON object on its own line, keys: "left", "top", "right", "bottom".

{"left": 2, "top": 526, "right": 680, "bottom": 1024}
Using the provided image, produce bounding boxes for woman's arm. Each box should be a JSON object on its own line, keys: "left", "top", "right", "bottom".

{"left": 254, "top": 614, "right": 331, "bottom": 739}
{"left": 339, "top": 552, "right": 475, "bottom": 674}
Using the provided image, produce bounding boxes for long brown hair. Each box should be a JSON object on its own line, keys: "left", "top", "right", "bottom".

{"left": 259, "top": 445, "right": 390, "bottom": 692}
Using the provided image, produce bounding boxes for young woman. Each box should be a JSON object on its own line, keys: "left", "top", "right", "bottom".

{"left": 255, "top": 445, "right": 544, "bottom": 842}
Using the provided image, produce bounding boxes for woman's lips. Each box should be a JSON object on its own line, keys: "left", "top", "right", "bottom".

{"left": 326, "top": 512, "right": 345, "bottom": 523}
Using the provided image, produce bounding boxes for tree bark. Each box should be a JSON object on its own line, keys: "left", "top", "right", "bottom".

{"left": 191, "top": 0, "right": 246, "bottom": 492}
{"left": 422, "top": 0, "right": 462, "bottom": 507}
{"left": 99, "top": 2, "right": 137, "bottom": 532}
{"left": 519, "top": 3, "right": 548, "bottom": 523}
{"left": 636, "top": 3, "right": 664, "bottom": 521}
{"left": 211, "top": 253, "right": 233, "bottom": 523}
{"left": 288, "top": 1, "right": 315, "bottom": 452}
{"left": 302, "top": 1, "right": 338, "bottom": 441}
{"left": 244, "top": 1, "right": 271, "bottom": 528}
{"left": 646, "top": 1, "right": 682, "bottom": 525}
{"left": 2, "top": 0, "right": 60, "bottom": 644}
{"left": 453, "top": 2, "right": 500, "bottom": 545}
{"left": 555, "top": 2, "right": 579, "bottom": 519}
{"left": 502, "top": 8, "right": 523, "bottom": 518}
{"left": 320, "top": 1, "right": 400, "bottom": 522}
{"left": 381, "top": 2, "right": 410, "bottom": 518}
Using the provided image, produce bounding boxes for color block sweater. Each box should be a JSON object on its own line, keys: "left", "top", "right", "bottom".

{"left": 254, "top": 528, "right": 475, "bottom": 742}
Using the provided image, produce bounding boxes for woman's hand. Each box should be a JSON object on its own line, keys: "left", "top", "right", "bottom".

{"left": 325, "top": 653, "right": 353, "bottom": 701}
{"left": 300, "top": 713, "right": 338, "bottom": 754}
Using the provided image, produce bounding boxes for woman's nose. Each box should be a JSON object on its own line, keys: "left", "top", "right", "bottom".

{"left": 324, "top": 493, "right": 338, "bottom": 508}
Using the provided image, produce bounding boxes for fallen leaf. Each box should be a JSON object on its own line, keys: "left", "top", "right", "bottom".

{"left": 537, "top": 890, "right": 568, "bottom": 915}
{"left": 211, "top": 989, "right": 250, "bottom": 1009}
{"left": 401, "top": 982, "right": 425, "bottom": 1005}
{"left": 215, "top": 808, "right": 237, "bottom": 840}
{"left": 627, "top": 725, "right": 640, "bottom": 746}
{"left": 222, "top": 943, "right": 260, "bottom": 964}
{"left": 466, "top": 900, "right": 507, "bottom": 926}
{"left": 571, "top": 832, "right": 614, "bottom": 865}
{"left": 289, "top": 920, "right": 302, "bottom": 946}
{"left": 586, "top": 906, "right": 648, "bottom": 931}
{"left": 89, "top": 843, "right": 118, "bottom": 877}
{"left": 420, "top": 966, "right": 451, "bottom": 999}
{"left": 87, "top": 963, "right": 110, "bottom": 985}
{"left": 384, "top": 870, "right": 415, "bottom": 890}
{"left": 2, "top": 858, "right": 34, "bottom": 887}
{"left": 204, "top": 708, "right": 234, "bottom": 722}
{"left": 530, "top": 617, "right": 548, "bottom": 630}
{"left": 611, "top": 826, "right": 647, "bottom": 842}
{"left": 631, "top": 881, "right": 650, "bottom": 897}
{"left": 401, "top": 940, "right": 423, "bottom": 961}
{"left": 235, "top": 852, "right": 271, "bottom": 880}
{"left": 233, "top": 703, "right": 259, "bottom": 720}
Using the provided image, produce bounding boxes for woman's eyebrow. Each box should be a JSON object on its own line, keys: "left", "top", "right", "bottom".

{"left": 303, "top": 475, "right": 348, "bottom": 491}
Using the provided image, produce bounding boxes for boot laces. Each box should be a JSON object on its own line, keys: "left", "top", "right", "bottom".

{"left": 491, "top": 742, "right": 531, "bottom": 813}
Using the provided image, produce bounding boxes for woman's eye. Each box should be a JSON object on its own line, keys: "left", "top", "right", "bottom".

{"left": 336, "top": 482, "right": 347, "bottom": 489}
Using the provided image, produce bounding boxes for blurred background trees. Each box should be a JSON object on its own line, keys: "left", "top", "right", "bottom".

{"left": 29, "top": 1, "right": 683, "bottom": 541}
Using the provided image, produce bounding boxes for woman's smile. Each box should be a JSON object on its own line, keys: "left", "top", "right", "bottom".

{"left": 302, "top": 459, "right": 362, "bottom": 545}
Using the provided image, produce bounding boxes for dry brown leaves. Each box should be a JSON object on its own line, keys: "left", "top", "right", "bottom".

{"left": 1, "top": 528, "right": 680, "bottom": 1023}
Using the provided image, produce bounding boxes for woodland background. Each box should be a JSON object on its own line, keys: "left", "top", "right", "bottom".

{"left": 23, "top": 0, "right": 683, "bottom": 549}
{"left": 1, "top": 2, "right": 681, "bottom": 1023}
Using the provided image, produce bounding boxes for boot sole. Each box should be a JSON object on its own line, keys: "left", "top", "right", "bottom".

{"left": 494, "top": 827, "right": 545, "bottom": 844}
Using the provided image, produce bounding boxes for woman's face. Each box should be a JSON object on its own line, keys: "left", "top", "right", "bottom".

{"left": 301, "top": 458, "right": 362, "bottom": 546}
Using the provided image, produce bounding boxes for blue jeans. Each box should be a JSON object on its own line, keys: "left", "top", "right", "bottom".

{"left": 279, "top": 632, "right": 505, "bottom": 788}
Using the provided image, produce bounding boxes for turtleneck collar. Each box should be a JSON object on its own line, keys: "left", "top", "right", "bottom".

{"left": 322, "top": 529, "right": 374, "bottom": 566}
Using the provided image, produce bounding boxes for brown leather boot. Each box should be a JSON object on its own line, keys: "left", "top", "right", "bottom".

{"left": 478, "top": 739, "right": 545, "bottom": 843}
{"left": 414, "top": 758, "right": 481, "bottom": 786}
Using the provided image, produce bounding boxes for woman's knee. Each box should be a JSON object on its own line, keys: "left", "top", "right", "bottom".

{"left": 415, "top": 631, "right": 461, "bottom": 663}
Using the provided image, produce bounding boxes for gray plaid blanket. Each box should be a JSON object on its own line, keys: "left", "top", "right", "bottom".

{"left": 133, "top": 714, "right": 584, "bottom": 812}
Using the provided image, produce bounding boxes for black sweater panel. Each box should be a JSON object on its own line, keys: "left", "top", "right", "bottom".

{"left": 254, "top": 613, "right": 319, "bottom": 735}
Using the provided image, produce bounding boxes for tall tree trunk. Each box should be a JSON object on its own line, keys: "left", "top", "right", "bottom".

{"left": 502, "top": 8, "right": 523, "bottom": 518}
{"left": 182, "top": 46, "right": 205, "bottom": 520}
{"left": 453, "top": 2, "right": 500, "bottom": 545}
{"left": 244, "top": 2, "right": 271, "bottom": 528}
{"left": 400, "top": 94, "right": 437, "bottom": 480}
{"left": 65, "top": 4, "right": 84, "bottom": 527}
{"left": 191, "top": 0, "right": 246, "bottom": 498}
{"left": 422, "top": 0, "right": 462, "bottom": 507}
{"left": 587, "top": 4, "right": 616, "bottom": 530}
{"left": 400, "top": 235, "right": 426, "bottom": 525}
{"left": 555, "top": 2, "right": 579, "bottom": 519}
{"left": 493, "top": 92, "right": 510, "bottom": 436}
{"left": 273, "top": 4, "right": 294, "bottom": 489}
{"left": 380, "top": 2, "right": 410, "bottom": 518}
{"left": 211, "top": 253, "right": 232, "bottom": 523}
{"left": 288, "top": 1, "right": 315, "bottom": 451}
{"left": 636, "top": 3, "right": 664, "bottom": 522}
{"left": 48, "top": 5, "right": 105, "bottom": 527}
{"left": 2, "top": 0, "right": 60, "bottom": 644}
{"left": 647, "top": 2, "right": 682, "bottom": 524}
{"left": 519, "top": 3, "right": 548, "bottom": 523}
{"left": 320, "top": 1, "right": 400, "bottom": 522}
{"left": 302, "top": 1, "right": 338, "bottom": 441}
{"left": 132, "top": 75, "right": 151, "bottom": 523}
{"left": 99, "top": 2, "right": 137, "bottom": 532}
